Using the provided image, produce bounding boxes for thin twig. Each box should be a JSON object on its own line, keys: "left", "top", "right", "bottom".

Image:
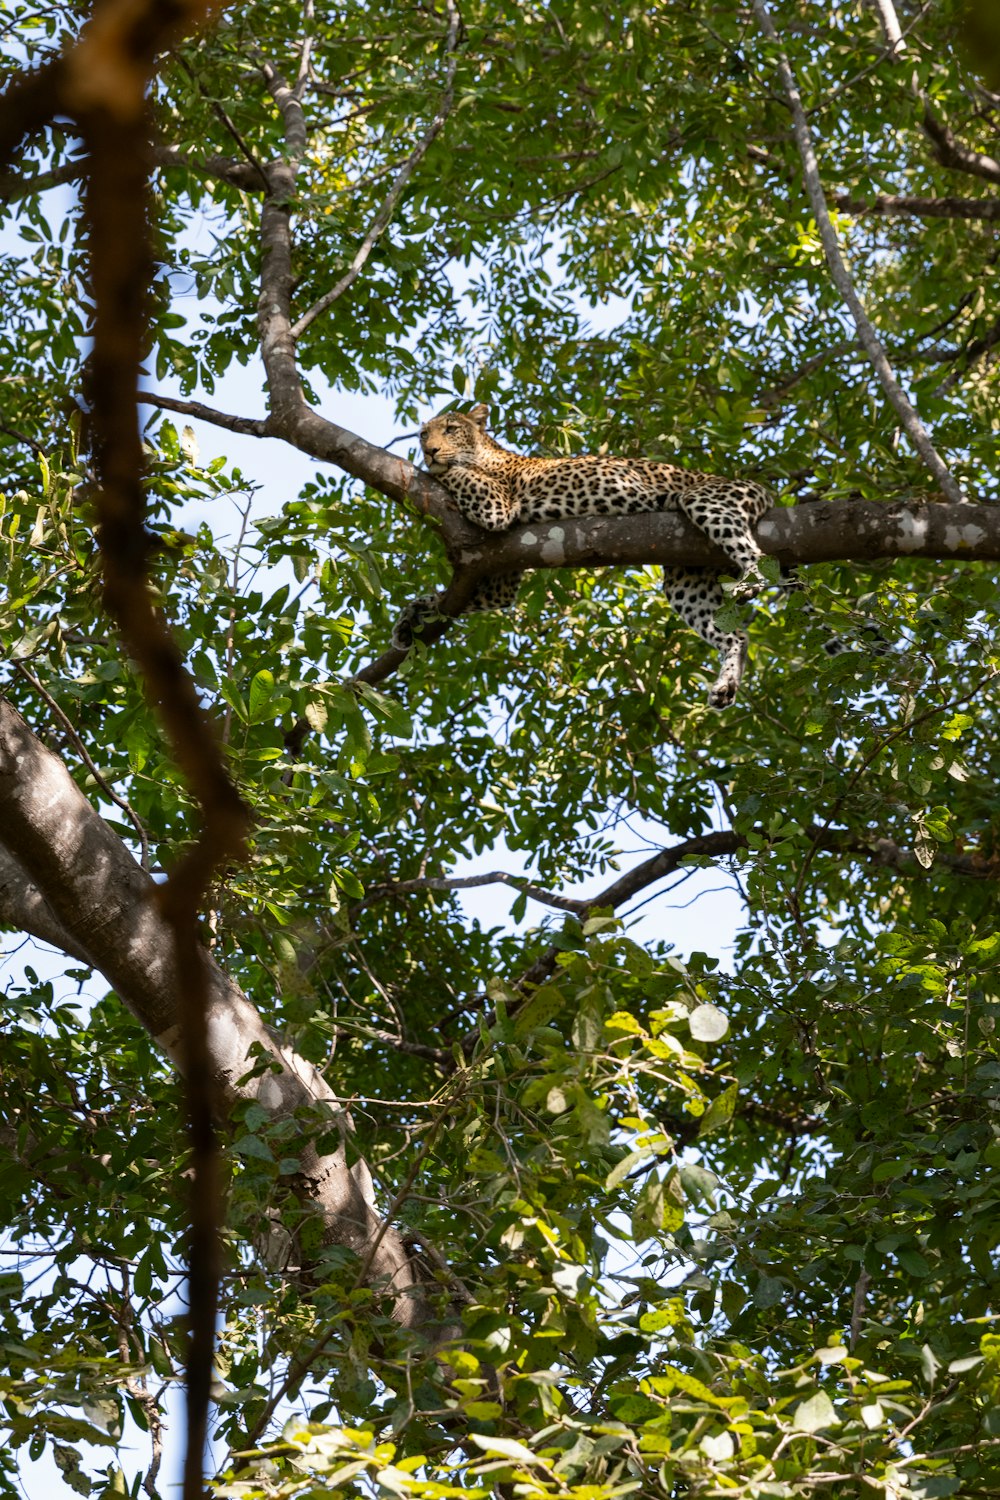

{"left": 849, "top": 1268, "right": 871, "bottom": 1348}
{"left": 361, "top": 869, "right": 588, "bottom": 914}
{"left": 291, "top": 0, "right": 461, "bottom": 339}
{"left": 922, "top": 101, "right": 1000, "bottom": 186}
{"left": 173, "top": 50, "right": 268, "bottom": 189}
{"left": 930, "top": 313, "right": 1000, "bottom": 396}
{"left": 753, "top": 0, "right": 968, "bottom": 503}
{"left": 0, "top": 422, "right": 47, "bottom": 456}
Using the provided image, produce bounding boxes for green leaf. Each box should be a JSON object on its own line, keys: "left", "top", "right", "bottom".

{"left": 248, "top": 668, "right": 276, "bottom": 723}
{"left": 791, "top": 1391, "right": 839, "bottom": 1432}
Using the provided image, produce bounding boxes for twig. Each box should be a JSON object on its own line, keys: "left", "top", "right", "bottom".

{"left": 849, "top": 1268, "right": 871, "bottom": 1348}
{"left": 757, "top": 341, "right": 855, "bottom": 409}
{"left": 753, "top": 0, "right": 968, "bottom": 503}
{"left": 930, "top": 313, "right": 1000, "bottom": 396}
{"left": 0, "top": 422, "right": 47, "bottom": 456}
{"left": 291, "top": 0, "right": 461, "bottom": 339}
{"left": 234, "top": 1094, "right": 455, "bottom": 1458}
{"left": 173, "top": 50, "right": 268, "bottom": 189}
{"left": 360, "top": 869, "right": 588, "bottom": 914}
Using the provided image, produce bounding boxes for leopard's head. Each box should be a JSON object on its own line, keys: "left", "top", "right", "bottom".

{"left": 420, "top": 404, "right": 492, "bottom": 473}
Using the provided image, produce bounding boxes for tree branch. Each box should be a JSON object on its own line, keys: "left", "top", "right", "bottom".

{"left": 757, "top": 341, "right": 856, "bottom": 408}
{"left": 362, "top": 870, "right": 588, "bottom": 915}
{"left": 172, "top": 51, "right": 268, "bottom": 190}
{"left": 291, "top": 0, "right": 461, "bottom": 339}
{"left": 493, "top": 820, "right": 1000, "bottom": 1012}
{"left": 0, "top": 697, "right": 430, "bottom": 1326}
{"left": 445, "top": 497, "right": 1000, "bottom": 575}
{"left": 753, "top": 0, "right": 967, "bottom": 503}
{"left": 330, "top": 494, "right": 1000, "bottom": 693}
{"left": 922, "top": 102, "right": 1000, "bottom": 186}
{"left": 154, "top": 143, "right": 266, "bottom": 192}
{"left": 142, "top": 390, "right": 269, "bottom": 436}
{"left": 832, "top": 190, "right": 1000, "bottom": 220}
{"left": 866, "top": 0, "right": 906, "bottom": 56}
{"left": 0, "top": 156, "right": 82, "bottom": 199}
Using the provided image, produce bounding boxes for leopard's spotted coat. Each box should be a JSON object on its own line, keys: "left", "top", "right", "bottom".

{"left": 393, "top": 404, "right": 771, "bottom": 707}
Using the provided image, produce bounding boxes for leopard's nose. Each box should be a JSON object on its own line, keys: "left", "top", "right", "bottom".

{"left": 423, "top": 443, "right": 439, "bottom": 460}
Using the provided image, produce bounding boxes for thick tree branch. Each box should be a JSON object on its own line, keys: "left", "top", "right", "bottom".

{"left": 0, "top": 698, "right": 429, "bottom": 1326}
{"left": 328, "top": 492, "right": 1000, "bottom": 695}
{"left": 753, "top": 0, "right": 967, "bottom": 503}
{"left": 867, "top": 0, "right": 906, "bottom": 56}
{"left": 832, "top": 190, "right": 1000, "bottom": 220}
{"left": 443, "top": 498, "right": 1000, "bottom": 577}
{"left": 922, "top": 103, "right": 1000, "bottom": 186}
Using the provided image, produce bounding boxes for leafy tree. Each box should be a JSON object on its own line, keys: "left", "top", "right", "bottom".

{"left": 1, "top": 0, "right": 1000, "bottom": 1496}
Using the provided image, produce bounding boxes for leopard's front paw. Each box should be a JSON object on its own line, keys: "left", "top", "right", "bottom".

{"left": 391, "top": 594, "right": 440, "bottom": 651}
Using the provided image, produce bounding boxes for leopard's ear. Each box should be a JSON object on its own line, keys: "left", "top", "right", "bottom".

{"left": 469, "top": 403, "right": 490, "bottom": 428}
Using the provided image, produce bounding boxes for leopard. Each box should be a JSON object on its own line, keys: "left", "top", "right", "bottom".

{"left": 392, "top": 403, "right": 773, "bottom": 708}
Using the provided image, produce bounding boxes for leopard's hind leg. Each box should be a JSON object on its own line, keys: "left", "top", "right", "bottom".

{"left": 676, "top": 481, "right": 769, "bottom": 593}
{"left": 662, "top": 566, "right": 748, "bottom": 709}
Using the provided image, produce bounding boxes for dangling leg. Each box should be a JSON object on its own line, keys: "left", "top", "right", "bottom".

{"left": 391, "top": 572, "right": 523, "bottom": 650}
{"left": 662, "top": 566, "right": 749, "bottom": 709}
{"left": 677, "top": 482, "right": 769, "bottom": 594}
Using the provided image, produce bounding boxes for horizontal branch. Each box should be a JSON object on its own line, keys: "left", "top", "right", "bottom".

{"left": 363, "top": 869, "right": 587, "bottom": 914}
{"left": 154, "top": 143, "right": 265, "bottom": 192}
{"left": 833, "top": 191, "right": 1000, "bottom": 220}
{"left": 0, "top": 143, "right": 267, "bottom": 199}
{"left": 333, "top": 495, "right": 1000, "bottom": 696}
{"left": 445, "top": 497, "right": 1000, "bottom": 578}
{"left": 504, "top": 823, "right": 997, "bottom": 1003}
{"left": 0, "top": 158, "right": 81, "bottom": 199}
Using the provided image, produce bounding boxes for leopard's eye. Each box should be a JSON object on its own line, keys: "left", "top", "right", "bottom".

{"left": 444, "top": 421, "right": 458, "bottom": 433}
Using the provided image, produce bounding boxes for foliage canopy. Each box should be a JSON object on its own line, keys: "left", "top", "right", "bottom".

{"left": 2, "top": 0, "right": 1000, "bottom": 1496}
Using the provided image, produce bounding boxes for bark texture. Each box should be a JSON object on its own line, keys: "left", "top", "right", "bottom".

{"left": 0, "top": 699, "right": 427, "bottom": 1326}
